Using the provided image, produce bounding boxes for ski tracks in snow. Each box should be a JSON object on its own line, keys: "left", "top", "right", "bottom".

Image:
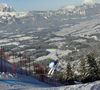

{"left": 91, "top": 83, "right": 100, "bottom": 90}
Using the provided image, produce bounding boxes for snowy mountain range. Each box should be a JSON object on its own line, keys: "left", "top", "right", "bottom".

{"left": 0, "top": 2, "right": 15, "bottom": 12}
{"left": 82, "top": 0, "right": 94, "bottom": 4}
{"left": 0, "top": 2, "right": 100, "bottom": 34}
{"left": 59, "top": 2, "right": 100, "bottom": 17}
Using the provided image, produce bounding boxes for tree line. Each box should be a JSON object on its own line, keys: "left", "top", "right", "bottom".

{"left": 54, "top": 52, "right": 100, "bottom": 84}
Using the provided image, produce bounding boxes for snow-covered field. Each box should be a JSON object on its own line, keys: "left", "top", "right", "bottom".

{"left": 36, "top": 49, "right": 72, "bottom": 61}
{"left": 47, "top": 37, "right": 65, "bottom": 41}
{"left": 1, "top": 42, "right": 20, "bottom": 46}
{"left": 17, "top": 36, "right": 33, "bottom": 41}
{"left": 0, "top": 12, "right": 27, "bottom": 18}
{"left": 55, "top": 18, "right": 100, "bottom": 36}
{"left": 0, "top": 72, "right": 100, "bottom": 90}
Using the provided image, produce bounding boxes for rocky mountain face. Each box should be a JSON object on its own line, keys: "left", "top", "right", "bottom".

{"left": 0, "top": 2, "right": 15, "bottom": 12}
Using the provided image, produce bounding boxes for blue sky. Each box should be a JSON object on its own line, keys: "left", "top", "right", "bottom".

{"left": 0, "top": 0, "right": 100, "bottom": 12}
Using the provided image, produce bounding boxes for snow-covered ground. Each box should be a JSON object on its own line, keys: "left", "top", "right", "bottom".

{"left": 0, "top": 42, "right": 20, "bottom": 46}
{"left": 36, "top": 49, "right": 72, "bottom": 61}
{"left": 0, "top": 72, "right": 100, "bottom": 90}
{"left": 47, "top": 37, "right": 65, "bottom": 42}
{"left": 55, "top": 18, "right": 100, "bottom": 37}
{"left": 0, "top": 72, "right": 52, "bottom": 90}
{"left": 0, "top": 12, "right": 27, "bottom": 18}
{"left": 17, "top": 36, "right": 33, "bottom": 41}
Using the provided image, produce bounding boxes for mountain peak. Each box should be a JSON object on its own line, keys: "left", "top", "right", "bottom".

{"left": 82, "top": 0, "right": 94, "bottom": 4}
{"left": 59, "top": 5, "right": 75, "bottom": 11}
{"left": 0, "top": 2, "right": 15, "bottom": 12}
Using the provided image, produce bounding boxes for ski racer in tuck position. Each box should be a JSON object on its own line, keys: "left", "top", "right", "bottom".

{"left": 48, "top": 60, "right": 59, "bottom": 76}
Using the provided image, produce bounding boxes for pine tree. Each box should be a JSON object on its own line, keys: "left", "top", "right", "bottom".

{"left": 85, "top": 53, "right": 98, "bottom": 81}
{"left": 64, "top": 62, "right": 73, "bottom": 80}
{"left": 79, "top": 58, "right": 87, "bottom": 81}
{"left": 97, "top": 60, "right": 100, "bottom": 79}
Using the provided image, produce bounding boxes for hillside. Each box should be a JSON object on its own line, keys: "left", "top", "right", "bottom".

{"left": 0, "top": 47, "right": 100, "bottom": 90}
{"left": 0, "top": 72, "right": 52, "bottom": 90}
{"left": 0, "top": 72, "right": 100, "bottom": 90}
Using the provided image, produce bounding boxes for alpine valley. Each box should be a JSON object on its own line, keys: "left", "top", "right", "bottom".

{"left": 0, "top": 1, "right": 100, "bottom": 80}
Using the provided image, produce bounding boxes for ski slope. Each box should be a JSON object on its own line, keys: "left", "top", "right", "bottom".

{"left": 0, "top": 72, "right": 100, "bottom": 90}
{"left": 0, "top": 72, "right": 52, "bottom": 90}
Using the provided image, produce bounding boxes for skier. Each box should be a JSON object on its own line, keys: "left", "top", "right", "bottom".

{"left": 48, "top": 60, "right": 59, "bottom": 76}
